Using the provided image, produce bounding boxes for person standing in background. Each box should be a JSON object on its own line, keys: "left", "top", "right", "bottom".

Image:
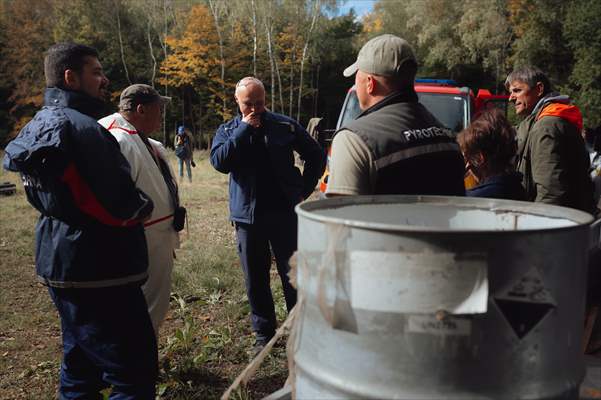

{"left": 506, "top": 66, "right": 594, "bottom": 213}
{"left": 175, "top": 125, "right": 195, "bottom": 183}
{"left": 457, "top": 109, "right": 526, "bottom": 200}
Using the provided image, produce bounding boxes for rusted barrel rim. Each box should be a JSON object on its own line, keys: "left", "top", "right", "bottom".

{"left": 296, "top": 195, "right": 594, "bottom": 234}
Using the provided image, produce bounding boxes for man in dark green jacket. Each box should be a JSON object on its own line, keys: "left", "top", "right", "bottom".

{"left": 506, "top": 66, "right": 595, "bottom": 214}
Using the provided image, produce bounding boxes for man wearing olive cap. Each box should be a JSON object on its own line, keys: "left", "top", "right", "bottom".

{"left": 99, "top": 84, "right": 180, "bottom": 334}
{"left": 326, "top": 34, "right": 465, "bottom": 196}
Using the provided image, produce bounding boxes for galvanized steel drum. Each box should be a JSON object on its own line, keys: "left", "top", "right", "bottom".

{"left": 292, "top": 196, "right": 594, "bottom": 400}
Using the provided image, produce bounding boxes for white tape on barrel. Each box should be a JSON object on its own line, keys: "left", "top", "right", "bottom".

{"left": 349, "top": 250, "right": 488, "bottom": 314}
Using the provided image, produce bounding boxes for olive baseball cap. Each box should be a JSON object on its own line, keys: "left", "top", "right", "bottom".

{"left": 119, "top": 84, "right": 171, "bottom": 111}
{"left": 343, "top": 34, "right": 417, "bottom": 77}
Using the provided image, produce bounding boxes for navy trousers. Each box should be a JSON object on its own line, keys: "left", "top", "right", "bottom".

{"left": 48, "top": 285, "right": 158, "bottom": 400}
{"left": 235, "top": 209, "right": 298, "bottom": 341}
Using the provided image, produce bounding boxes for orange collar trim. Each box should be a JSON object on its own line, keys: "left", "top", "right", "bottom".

{"left": 537, "top": 103, "right": 583, "bottom": 132}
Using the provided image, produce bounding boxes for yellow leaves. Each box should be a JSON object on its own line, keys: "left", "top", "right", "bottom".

{"left": 277, "top": 24, "right": 304, "bottom": 64}
{"left": 361, "top": 2, "right": 390, "bottom": 36}
{"left": 362, "top": 12, "right": 384, "bottom": 34}
{"left": 226, "top": 21, "right": 254, "bottom": 72}
{"left": 159, "top": 4, "right": 221, "bottom": 90}
{"left": 507, "top": 0, "right": 536, "bottom": 38}
{"left": 181, "top": 5, "right": 220, "bottom": 46}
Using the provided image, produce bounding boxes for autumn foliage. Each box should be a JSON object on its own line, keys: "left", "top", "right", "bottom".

{"left": 0, "top": 0, "right": 600, "bottom": 146}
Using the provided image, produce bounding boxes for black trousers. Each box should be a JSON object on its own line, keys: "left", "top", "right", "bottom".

{"left": 48, "top": 285, "right": 158, "bottom": 400}
{"left": 235, "top": 209, "right": 298, "bottom": 341}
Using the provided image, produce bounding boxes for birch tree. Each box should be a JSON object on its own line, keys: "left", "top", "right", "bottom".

{"left": 130, "top": 0, "right": 178, "bottom": 142}
{"left": 115, "top": 0, "right": 132, "bottom": 85}
{"left": 207, "top": 0, "right": 228, "bottom": 116}
{"left": 260, "top": 0, "right": 280, "bottom": 112}
{"left": 251, "top": 0, "right": 258, "bottom": 76}
{"left": 297, "top": 0, "right": 320, "bottom": 120}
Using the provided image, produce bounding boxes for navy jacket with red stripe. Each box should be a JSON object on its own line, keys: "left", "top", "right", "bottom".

{"left": 3, "top": 88, "right": 154, "bottom": 288}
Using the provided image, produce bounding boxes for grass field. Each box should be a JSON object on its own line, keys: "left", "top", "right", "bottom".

{"left": 0, "top": 150, "right": 289, "bottom": 400}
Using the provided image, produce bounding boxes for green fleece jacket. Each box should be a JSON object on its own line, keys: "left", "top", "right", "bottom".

{"left": 516, "top": 93, "right": 594, "bottom": 213}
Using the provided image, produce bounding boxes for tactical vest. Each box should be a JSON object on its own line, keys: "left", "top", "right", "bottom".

{"left": 341, "top": 91, "right": 465, "bottom": 195}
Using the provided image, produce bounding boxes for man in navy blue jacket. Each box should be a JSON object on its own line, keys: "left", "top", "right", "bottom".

{"left": 211, "top": 77, "right": 325, "bottom": 354}
{"left": 3, "top": 43, "right": 157, "bottom": 399}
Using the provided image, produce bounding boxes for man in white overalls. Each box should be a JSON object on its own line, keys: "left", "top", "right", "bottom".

{"left": 99, "top": 84, "right": 180, "bottom": 334}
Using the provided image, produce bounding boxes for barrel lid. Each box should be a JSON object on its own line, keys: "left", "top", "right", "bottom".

{"left": 296, "top": 195, "right": 594, "bottom": 234}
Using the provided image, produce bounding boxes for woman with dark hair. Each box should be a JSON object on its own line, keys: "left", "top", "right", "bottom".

{"left": 457, "top": 109, "right": 526, "bottom": 200}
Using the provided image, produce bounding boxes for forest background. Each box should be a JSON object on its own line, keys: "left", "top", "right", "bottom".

{"left": 0, "top": 0, "right": 600, "bottom": 149}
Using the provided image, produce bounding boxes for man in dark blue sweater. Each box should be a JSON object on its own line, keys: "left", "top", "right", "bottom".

{"left": 211, "top": 77, "right": 325, "bottom": 354}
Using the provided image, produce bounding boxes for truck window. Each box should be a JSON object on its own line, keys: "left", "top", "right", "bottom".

{"left": 417, "top": 93, "right": 467, "bottom": 133}
{"left": 338, "top": 91, "right": 361, "bottom": 128}
{"left": 337, "top": 90, "right": 468, "bottom": 133}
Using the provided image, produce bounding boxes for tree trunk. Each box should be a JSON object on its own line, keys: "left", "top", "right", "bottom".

{"left": 116, "top": 2, "right": 131, "bottom": 85}
{"left": 208, "top": 0, "right": 227, "bottom": 117}
{"left": 198, "top": 94, "right": 203, "bottom": 149}
{"left": 161, "top": 0, "right": 169, "bottom": 145}
{"left": 147, "top": 18, "right": 157, "bottom": 87}
{"left": 265, "top": 21, "right": 276, "bottom": 112}
{"left": 187, "top": 89, "right": 197, "bottom": 147}
{"left": 289, "top": 46, "right": 295, "bottom": 117}
{"left": 160, "top": 0, "right": 168, "bottom": 58}
{"left": 181, "top": 87, "right": 185, "bottom": 130}
{"left": 312, "top": 62, "right": 320, "bottom": 117}
{"left": 495, "top": 52, "right": 499, "bottom": 95}
{"left": 262, "top": 2, "right": 284, "bottom": 113}
{"left": 251, "top": 0, "right": 258, "bottom": 77}
{"left": 297, "top": 0, "right": 320, "bottom": 121}
{"left": 275, "top": 55, "right": 284, "bottom": 113}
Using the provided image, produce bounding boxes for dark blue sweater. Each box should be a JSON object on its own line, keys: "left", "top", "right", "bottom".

{"left": 210, "top": 112, "right": 326, "bottom": 224}
{"left": 467, "top": 172, "right": 526, "bottom": 201}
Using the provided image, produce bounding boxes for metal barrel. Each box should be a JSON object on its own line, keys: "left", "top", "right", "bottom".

{"left": 292, "top": 195, "right": 594, "bottom": 400}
